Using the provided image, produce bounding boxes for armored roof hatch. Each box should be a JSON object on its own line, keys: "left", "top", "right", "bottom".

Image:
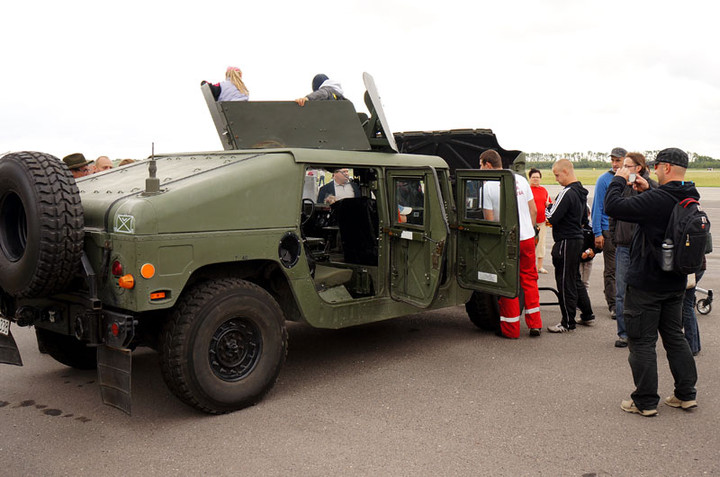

{"left": 202, "top": 72, "right": 397, "bottom": 152}
{"left": 394, "top": 129, "right": 525, "bottom": 177}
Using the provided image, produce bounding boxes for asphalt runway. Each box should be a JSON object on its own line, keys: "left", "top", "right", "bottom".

{"left": 1, "top": 186, "right": 719, "bottom": 476}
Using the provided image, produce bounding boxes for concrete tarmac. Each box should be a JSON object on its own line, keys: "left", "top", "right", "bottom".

{"left": 1, "top": 187, "right": 720, "bottom": 476}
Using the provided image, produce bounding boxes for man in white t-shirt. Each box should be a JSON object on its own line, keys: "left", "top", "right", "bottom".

{"left": 480, "top": 179, "right": 501, "bottom": 221}
{"left": 479, "top": 149, "right": 542, "bottom": 338}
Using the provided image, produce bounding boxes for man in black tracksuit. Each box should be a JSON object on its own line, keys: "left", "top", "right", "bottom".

{"left": 605, "top": 147, "right": 698, "bottom": 417}
{"left": 546, "top": 159, "right": 595, "bottom": 332}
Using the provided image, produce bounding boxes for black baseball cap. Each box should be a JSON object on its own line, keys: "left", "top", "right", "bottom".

{"left": 651, "top": 148, "right": 689, "bottom": 168}
{"left": 610, "top": 147, "right": 627, "bottom": 158}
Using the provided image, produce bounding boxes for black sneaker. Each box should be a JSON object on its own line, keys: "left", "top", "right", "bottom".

{"left": 611, "top": 309, "right": 617, "bottom": 320}
{"left": 529, "top": 328, "right": 541, "bottom": 337}
{"left": 615, "top": 337, "right": 628, "bottom": 348}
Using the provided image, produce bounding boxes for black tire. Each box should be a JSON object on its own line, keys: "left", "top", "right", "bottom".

{"left": 465, "top": 291, "right": 500, "bottom": 332}
{"left": 0, "top": 151, "right": 84, "bottom": 298}
{"left": 35, "top": 328, "right": 97, "bottom": 370}
{"left": 159, "top": 278, "right": 287, "bottom": 414}
{"left": 696, "top": 299, "right": 711, "bottom": 315}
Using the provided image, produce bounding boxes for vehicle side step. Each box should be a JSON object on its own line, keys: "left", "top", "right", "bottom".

{"left": 97, "top": 345, "right": 132, "bottom": 415}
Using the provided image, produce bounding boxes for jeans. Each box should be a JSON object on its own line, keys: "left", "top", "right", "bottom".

{"left": 615, "top": 246, "right": 630, "bottom": 339}
{"left": 624, "top": 286, "right": 697, "bottom": 410}
{"left": 682, "top": 271, "right": 704, "bottom": 355}
{"left": 602, "top": 230, "right": 616, "bottom": 312}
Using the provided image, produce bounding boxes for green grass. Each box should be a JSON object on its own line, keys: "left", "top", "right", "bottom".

{"left": 535, "top": 168, "right": 720, "bottom": 187}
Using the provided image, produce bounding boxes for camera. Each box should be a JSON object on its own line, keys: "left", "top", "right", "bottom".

{"left": 628, "top": 173, "right": 637, "bottom": 183}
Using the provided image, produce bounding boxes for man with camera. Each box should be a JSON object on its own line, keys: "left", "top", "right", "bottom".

{"left": 605, "top": 148, "right": 698, "bottom": 417}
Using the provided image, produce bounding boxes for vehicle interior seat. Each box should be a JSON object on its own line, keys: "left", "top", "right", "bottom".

{"left": 332, "top": 197, "right": 379, "bottom": 266}
{"left": 313, "top": 265, "right": 353, "bottom": 290}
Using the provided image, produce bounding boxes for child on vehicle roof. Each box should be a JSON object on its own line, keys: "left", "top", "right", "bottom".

{"left": 202, "top": 66, "right": 249, "bottom": 102}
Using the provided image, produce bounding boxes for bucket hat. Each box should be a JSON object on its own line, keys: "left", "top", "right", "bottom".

{"left": 62, "top": 153, "right": 90, "bottom": 170}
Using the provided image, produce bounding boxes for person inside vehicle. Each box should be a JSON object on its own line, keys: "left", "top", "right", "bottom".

{"left": 94, "top": 156, "right": 113, "bottom": 172}
{"left": 62, "top": 153, "right": 92, "bottom": 179}
{"left": 317, "top": 168, "right": 360, "bottom": 204}
{"left": 202, "top": 66, "right": 250, "bottom": 102}
{"left": 295, "top": 74, "right": 346, "bottom": 106}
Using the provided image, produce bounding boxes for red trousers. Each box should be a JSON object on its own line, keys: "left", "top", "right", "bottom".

{"left": 499, "top": 237, "right": 542, "bottom": 338}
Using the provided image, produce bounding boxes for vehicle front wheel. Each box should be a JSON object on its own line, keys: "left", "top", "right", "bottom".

{"left": 465, "top": 291, "right": 500, "bottom": 332}
{"left": 159, "top": 278, "right": 287, "bottom": 414}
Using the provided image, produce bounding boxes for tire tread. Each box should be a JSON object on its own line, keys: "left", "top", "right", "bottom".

{"left": 159, "top": 278, "right": 287, "bottom": 414}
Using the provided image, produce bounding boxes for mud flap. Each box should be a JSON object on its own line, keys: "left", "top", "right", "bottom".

{"left": 0, "top": 329, "right": 23, "bottom": 366}
{"left": 97, "top": 345, "right": 132, "bottom": 415}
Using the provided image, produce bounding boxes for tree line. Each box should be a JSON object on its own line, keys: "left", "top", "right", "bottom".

{"left": 525, "top": 152, "right": 720, "bottom": 169}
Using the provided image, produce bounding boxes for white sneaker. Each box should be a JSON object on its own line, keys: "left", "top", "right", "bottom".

{"left": 547, "top": 323, "right": 571, "bottom": 333}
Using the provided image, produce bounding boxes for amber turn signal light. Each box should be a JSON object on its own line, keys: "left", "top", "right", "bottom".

{"left": 118, "top": 274, "right": 135, "bottom": 289}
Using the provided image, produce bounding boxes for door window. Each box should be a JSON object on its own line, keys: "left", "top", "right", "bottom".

{"left": 394, "top": 178, "right": 425, "bottom": 226}
{"left": 464, "top": 179, "right": 502, "bottom": 222}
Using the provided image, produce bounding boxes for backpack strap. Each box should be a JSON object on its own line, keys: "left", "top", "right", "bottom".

{"left": 679, "top": 197, "right": 699, "bottom": 208}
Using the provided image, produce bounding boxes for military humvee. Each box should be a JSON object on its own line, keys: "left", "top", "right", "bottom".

{"left": 0, "top": 73, "right": 521, "bottom": 414}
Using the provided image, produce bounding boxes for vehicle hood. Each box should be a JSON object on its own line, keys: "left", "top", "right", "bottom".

{"left": 77, "top": 152, "right": 300, "bottom": 234}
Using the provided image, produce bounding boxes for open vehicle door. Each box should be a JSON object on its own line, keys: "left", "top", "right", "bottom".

{"left": 455, "top": 169, "right": 520, "bottom": 298}
{"left": 386, "top": 168, "right": 449, "bottom": 308}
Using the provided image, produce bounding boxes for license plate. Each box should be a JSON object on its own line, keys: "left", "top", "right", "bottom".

{"left": 0, "top": 316, "right": 9, "bottom": 336}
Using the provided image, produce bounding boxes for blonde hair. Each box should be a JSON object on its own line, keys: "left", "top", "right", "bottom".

{"left": 225, "top": 67, "right": 249, "bottom": 96}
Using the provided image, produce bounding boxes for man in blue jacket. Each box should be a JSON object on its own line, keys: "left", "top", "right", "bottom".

{"left": 605, "top": 147, "right": 698, "bottom": 417}
{"left": 592, "top": 147, "right": 626, "bottom": 319}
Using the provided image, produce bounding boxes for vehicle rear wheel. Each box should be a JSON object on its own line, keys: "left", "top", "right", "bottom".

{"left": 465, "top": 291, "right": 500, "bottom": 332}
{"left": 35, "top": 328, "right": 97, "bottom": 370}
{"left": 159, "top": 278, "right": 287, "bottom": 414}
{"left": 0, "top": 151, "right": 84, "bottom": 298}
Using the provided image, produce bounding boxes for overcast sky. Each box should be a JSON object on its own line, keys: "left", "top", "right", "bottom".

{"left": 2, "top": 0, "right": 718, "bottom": 161}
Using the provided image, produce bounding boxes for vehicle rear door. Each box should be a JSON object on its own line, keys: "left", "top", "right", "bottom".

{"left": 454, "top": 169, "right": 520, "bottom": 298}
{"left": 386, "top": 168, "right": 449, "bottom": 308}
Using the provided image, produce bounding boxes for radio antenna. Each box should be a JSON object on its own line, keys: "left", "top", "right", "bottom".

{"left": 144, "top": 142, "right": 160, "bottom": 194}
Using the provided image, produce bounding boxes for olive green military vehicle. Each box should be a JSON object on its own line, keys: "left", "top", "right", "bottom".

{"left": 0, "top": 73, "right": 521, "bottom": 414}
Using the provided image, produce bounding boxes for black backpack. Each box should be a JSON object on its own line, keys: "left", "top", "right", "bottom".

{"left": 661, "top": 192, "right": 711, "bottom": 274}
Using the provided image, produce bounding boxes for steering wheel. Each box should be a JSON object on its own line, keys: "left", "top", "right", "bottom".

{"left": 301, "top": 198, "right": 316, "bottom": 225}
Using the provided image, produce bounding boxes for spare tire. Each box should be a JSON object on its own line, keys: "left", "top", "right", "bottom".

{"left": 0, "top": 151, "right": 84, "bottom": 298}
